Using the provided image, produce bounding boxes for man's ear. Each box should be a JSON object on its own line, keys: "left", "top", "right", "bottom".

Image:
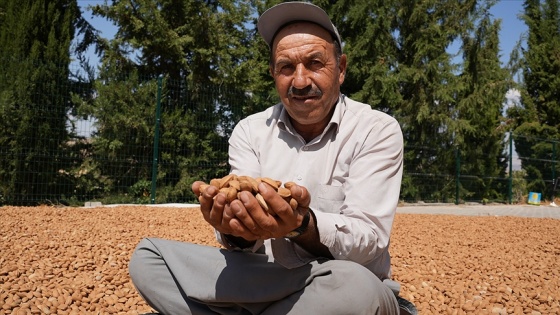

{"left": 338, "top": 54, "right": 347, "bottom": 84}
{"left": 269, "top": 64, "right": 274, "bottom": 77}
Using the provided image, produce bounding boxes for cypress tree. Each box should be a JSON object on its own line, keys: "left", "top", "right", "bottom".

{"left": 0, "top": 0, "right": 80, "bottom": 205}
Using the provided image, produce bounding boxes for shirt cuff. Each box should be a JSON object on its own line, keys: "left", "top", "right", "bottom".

{"left": 313, "top": 211, "right": 347, "bottom": 251}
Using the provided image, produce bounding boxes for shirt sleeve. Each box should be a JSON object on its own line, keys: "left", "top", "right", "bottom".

{"left": 228, "top": 118, "right": 261, "bottom": 178}
{"left": 315, "top": 117, "right": 403, "bottom": 266}
{"left": 216, "top": 231, "right": 264, "bottom": 252}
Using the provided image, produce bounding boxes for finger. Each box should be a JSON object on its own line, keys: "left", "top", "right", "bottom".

{"left": 258, "top": 182, "right": 295, "bottom": 219}
{"left": 227, "top": 205, "right": 262, "bottom": 241}
{"left": 191, "top": 180, "right": 205, "bottom": 196}
{"left": 199, "top": 185, "right": 225, "bottom": 228}
{"left": 221, "top": 205, "right": 236, "bottom": 233}
{"left": 273, "top": 183, "right": 311, "bottom": 234}
{"left": 230, "top": 197, "right": 261, "bottom": 232}
{"left": 235, "top": 192, "right": 278, "bottom": 239}
{"left": 290, "top": 184, "right": 311, "bottom": 211}
{"left": 208, "top": 192, "right": 226, "bottom": 225}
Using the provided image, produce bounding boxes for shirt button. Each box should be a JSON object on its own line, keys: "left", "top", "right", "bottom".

{"left": 297, "top": 175, "right": 302, "bottom": 181}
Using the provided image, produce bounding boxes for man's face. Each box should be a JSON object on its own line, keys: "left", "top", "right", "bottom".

{"left": 270, "top": 22, "right": 346, "bottom": 129}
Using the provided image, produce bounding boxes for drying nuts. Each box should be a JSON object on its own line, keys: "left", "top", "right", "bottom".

{"left": 198, "top": 175, "right": 299, "bottom": 215}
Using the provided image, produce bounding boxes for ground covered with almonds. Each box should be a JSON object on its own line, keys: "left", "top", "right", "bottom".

{"left": 1, "top": 205, "right": 559, "bottom": 315}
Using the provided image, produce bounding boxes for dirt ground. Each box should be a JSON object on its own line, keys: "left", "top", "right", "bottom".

{"left": 1, "top": 205, "right": 559, "bottom": 315}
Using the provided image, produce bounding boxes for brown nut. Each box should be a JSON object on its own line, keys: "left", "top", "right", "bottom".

{"left": 246, "top": 177, "right": 260, "bottom": 193}
{"left": 209, "top": 178, "right": 221, "bottom": 189}
{"left": 289, "top": 198, "right": 298, "bottom": 211}
{"left": 256, "top": 193, "right": 275, "bottom": 215}
{"left": 284, "top": 181, "right": 296, "bottom": 189}
{"left": 228, "top": 180, "right": 241, "bottom": 191}
{"left": 277, "top": 187, "right": 291, "bottom": 198}
{"left": 239, "top": 180, "right": 253, "bottom": 192}
{"left": 261, "top": 177, "right": 280, "bottom": 190}
{"left": 226, "top": 187, "right": 238, "bottom": 203}
{"left": 220, "top": 174, "right": 237, "bottom": 188}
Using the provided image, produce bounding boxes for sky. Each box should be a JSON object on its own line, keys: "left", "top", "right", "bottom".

{"left": 491, "top": 0, "right": 528, "bottom": 65}
{"left": 76, "top": 0, "right": 528, "bottom": 168}
{"left": 77, "top": 0, "right": 528, "bottom": 67}
{"left": 76, "top": 1, "right": 528, "bottom": 112}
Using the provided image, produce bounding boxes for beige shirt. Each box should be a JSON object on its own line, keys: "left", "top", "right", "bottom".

{"left": 220, "top": 94, "right": 403, "bottom": 280}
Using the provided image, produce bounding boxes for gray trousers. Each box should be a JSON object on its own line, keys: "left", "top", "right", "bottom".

{"left": 129, "top": 238, "right": 399, "bottom": 315}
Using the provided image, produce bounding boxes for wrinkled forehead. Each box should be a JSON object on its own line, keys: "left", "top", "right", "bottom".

{"left": 272, "top": 22, "right": 335, "bottom": 51}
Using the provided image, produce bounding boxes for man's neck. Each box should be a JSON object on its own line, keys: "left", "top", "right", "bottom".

{"left": 290, "top": 103, "right": 337, "bottom": 143}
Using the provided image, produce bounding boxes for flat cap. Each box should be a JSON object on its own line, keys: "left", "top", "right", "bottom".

{"left": 257, "top": 2, "right": 342, "bottom": 49}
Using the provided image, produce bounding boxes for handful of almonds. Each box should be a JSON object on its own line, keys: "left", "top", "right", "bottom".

{"left": 198, "top": 174, "right": 298, "bottom": 215}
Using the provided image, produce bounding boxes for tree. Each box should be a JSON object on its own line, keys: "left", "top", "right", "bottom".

{"left": 325, "top": 0, "right": 472, "bottom": 201}
{"left": 317, "top": 0, "right": 511, "bottom": 202}
{"left": 0, "top": 0, "right": 82, "bottom": 205}
{"left": 457, "top": 6, "right": 510, "bottom": 202}
{"left": 508, "top": 0, "right": 560, "bottom": 198}
{"left": 78, "top": 0, "right": 256, "bottom": 202}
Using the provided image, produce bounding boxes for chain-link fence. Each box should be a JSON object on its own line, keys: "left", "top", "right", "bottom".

{"left": 1, "top": 66, "right": 558, "bottom": 206}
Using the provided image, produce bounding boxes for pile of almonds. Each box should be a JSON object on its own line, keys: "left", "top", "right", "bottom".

{"left": 199, "top": 174, "right": 298, "bottom": 214}
{"left": 1, "top": 205, "right": 559, "bottom": 315}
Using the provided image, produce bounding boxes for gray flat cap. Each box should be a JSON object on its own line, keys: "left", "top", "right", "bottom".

{"left": 257, "top": 2, "right": 342, "bottom": 49}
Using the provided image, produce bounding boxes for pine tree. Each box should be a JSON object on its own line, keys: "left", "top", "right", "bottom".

{"left": 327, "top": 0, "right": 477, "bottom": 201}
{"left": 457, "top": 9, "right": 510, "bottom": 202}
{"left": 318, "top": 0, "right": 399, "bottom": 113}
{"left": 508, "top": 0, "right": 560, "bottom": 197}
{"left": 80, "top": 0, "right": 255, "bottom": 202}
{"left": 319, "top": 0, "right": 510, "bottom": 202}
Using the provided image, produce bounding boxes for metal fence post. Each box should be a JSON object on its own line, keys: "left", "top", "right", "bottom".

{"left": 508, "top": 132, "right": 513, "bottom": 204}
{"left": 552, "top": 141, "right": 557, "bottom": 201}
{"left": 150, "top": 75, "right": 163, "bottom": 204}
{"left": 455, "top": 148, "right": 460, "bottom": 205}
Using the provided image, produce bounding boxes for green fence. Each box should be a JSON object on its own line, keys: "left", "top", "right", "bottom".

{"left": 1, "top": 67, "right": 559, "bottom": 206}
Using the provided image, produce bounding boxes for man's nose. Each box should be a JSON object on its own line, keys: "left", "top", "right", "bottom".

{"left": 292, "top": 64, "right": 311, "bottom": 89}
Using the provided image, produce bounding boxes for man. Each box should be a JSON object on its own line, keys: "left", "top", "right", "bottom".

{"left": 130, "top": 2, "right": 406, "bottom": 314}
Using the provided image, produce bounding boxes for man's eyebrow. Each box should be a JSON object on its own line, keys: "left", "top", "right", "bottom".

{"left": 274, "top": 57, "right": 291, "bottom": 68}
{"left": 307, "top": 51, "right": 325, "bottom": 60}
{"left": 273, "top": 48, "right": 328, "bottom": 68}
{"left": 275, "top": 51, "right": 325, "bottom": 64}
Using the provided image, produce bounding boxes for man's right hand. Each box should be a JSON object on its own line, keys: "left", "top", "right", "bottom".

{"left": 192, "top": 181, "right": 244, "bottom": 238}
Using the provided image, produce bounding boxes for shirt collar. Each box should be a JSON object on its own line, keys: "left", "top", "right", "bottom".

{"left": 278, "top": 94, "right": 345, "bottom": 137}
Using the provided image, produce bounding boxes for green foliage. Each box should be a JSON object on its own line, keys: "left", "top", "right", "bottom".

{"left": 456, "top": 6, "right": 511, "bottom": 201}
{"left": 323, "top": 0, "right": 509, "bottom": 202}
{"left": 76, "top": 68, "right": 158, "bottom": 198}
{"left": 2, "top": 0, "right": 557, "bottom": 204}
{"left": 71, "top": 0, "right": 258, "bottom": 202}
{"left": 0, "top": 0, "right": 80, "bottom": 205}
{"left": 507, "top": 0, "right": 560, "bottom": 198}
{"left": 512, "top": 169, "right": 528, "bottom": 203}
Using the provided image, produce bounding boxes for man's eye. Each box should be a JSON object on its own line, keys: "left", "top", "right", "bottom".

{"left": 278, "top": 64, "right": 294, "bottom": 73}
{"left": 309, "top": 60, "right": 323, "bottom": 68}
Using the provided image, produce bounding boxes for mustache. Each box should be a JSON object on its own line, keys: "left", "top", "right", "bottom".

{"left": 288, "top": 86, "right": 323, "bottom": 98}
